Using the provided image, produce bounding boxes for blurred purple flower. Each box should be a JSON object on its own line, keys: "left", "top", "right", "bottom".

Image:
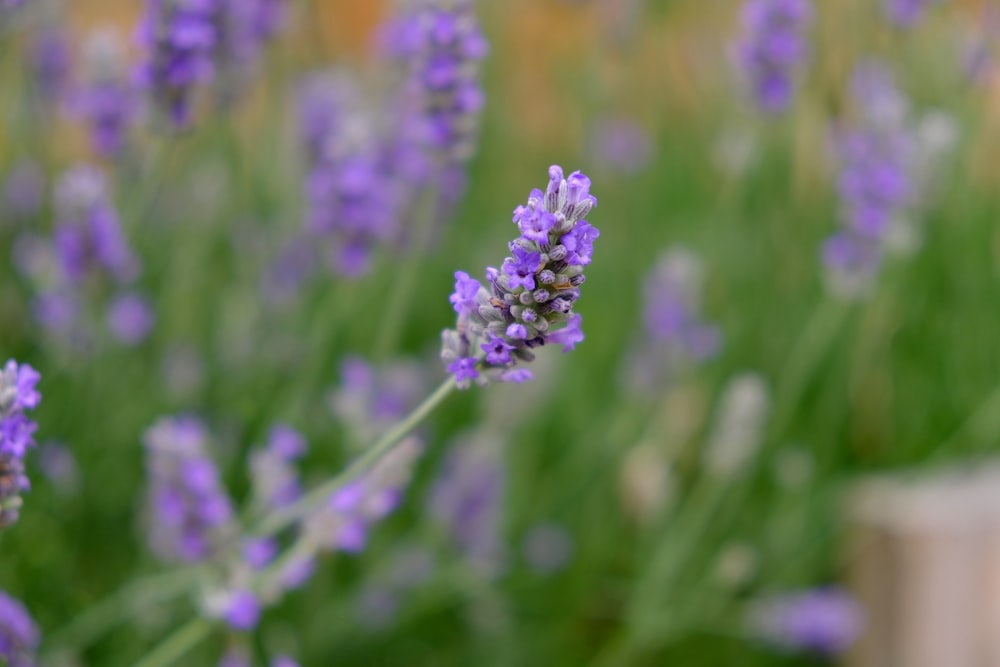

{"left": 143, "top": 416, "right": 234, "bottom": 562}
{"left": 38, "top": 442, "right": 81, "bottom": 495}
{"left": 297, "top": 73, "right": 395, "bottom": 277}
{"left": 107, "top": 292, "right": 155, "bottom": 345}
{"left": 0, "top": 360, "right": 41, "bottom": 530}
{"left": 29, "top": 27, "right": 71, "bottom": 106}
{"left": 303, "top": 436, "right": 422, "bottom": 555}
{"left": 329, "top": 356, "right": 427, "bottom": 445}
{"left": 589, "top": 116, "right": 653, "bottom": 175}
{"left": 71, "top": 31, "right": 139, "bottom": 158}
{"left": 136, "top": 0, "right": 218, "bottom": 128}
{"left": 222, "top": 589, "right": 260, "bottom": 630}
{"left": 249, "top": 424, "right": 307, "bottom": 511}
{"left": 821, "top": 61, "right": 954, "bottom": 299}
{"left": 54, "top": 166, "right": 139, "bottom": 285}
{"left": 749, "top": 587, "right": 864, "bottom": 654}
{"left": 0, "top": 589, "right": 38, "bottom": 667}
{"left": 429, "top": 434, "right": 506, "bottom": 575}
{"left": 735, "top": 0, "right": 813, "bottom": 113}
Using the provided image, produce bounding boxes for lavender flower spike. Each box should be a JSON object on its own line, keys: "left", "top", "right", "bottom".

{"left": 143, "top": 416, "right": 235, "bottom": 562}
{"left": 0, "top": 360, "right": 42, "bottom": 529}
{"left": 137, "top": 0, "right": 218, "bottom": 128}
{"left": 72, "top": 31, "right": 139, "bottom": 158}
{"left": 748, "top": 587, "right": 864, "bottom": 654}
{"left": 0, "top": 589, "right": 39, "bottom": 667}
{"left": 441, "top": 165, "right": 599, "bottom": 388}
{"left": 736, "top": 0, "right": 813, "bottom": 113}
{"left": 54, "top": 166, "right": 139, "bottom": 285}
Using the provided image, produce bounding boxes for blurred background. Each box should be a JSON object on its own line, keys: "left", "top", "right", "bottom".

{"left": 1, "top": 0, "right": 1000, "bottom": 665}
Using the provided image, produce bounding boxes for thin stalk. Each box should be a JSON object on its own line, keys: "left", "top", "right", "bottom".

{"left": 45, "top": 567, "right": 202, "bottom": 652}
{"left": 133, "top": 617, "right": 214, "bottom": 667}
{"left": 252, "top": 375, "right": 457, "bottom": 539}
{"left": 371, "top": 186, "right": 441, "bottom": 361}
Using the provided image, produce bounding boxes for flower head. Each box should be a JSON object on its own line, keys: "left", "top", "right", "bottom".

{"left": 441, "top": 165, "right": 598, "bottom": 388}
{"left": 143, "top": 416, "right": 234, "bottom": 562}
{"left": 735, "top": 0, "right": 813, "bottom": 113}
{"left": 136, "top": 0, "right": 218, "bottom": 128}
{"left": 0, "top": 360, "right": 42, "bottom": 530}
{"left": 0, "top": 589, "right": 39, "bottom": 667}
{"left": 748, "top": 587, "right": 864, "bottom": 654}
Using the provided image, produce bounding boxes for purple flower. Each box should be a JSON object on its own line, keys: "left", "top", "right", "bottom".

{"left": 450, "top": 270, "right": 482, "bottom": 315}
{"left": 441, "top": 166, "right": 598, "bottom": 387}
{"left": 30, "top": 27, "right": 71, "bottom": 106}
{"left": 637, "top": 247, "right": 723, "bottom": 382}
{"left": 820, "top": 61, "right": 949, "bottom": 300}
{"left": 143, "top": 416, "right": 234, "bottom": 562}
{"left": 749, "top": 587, "right": 864, "bottom": 654}
{"left": 0, "top": 360, "right": 41, "bottom": 529}
{"left": 54, "top": 166, "right": 139, "bottom": 285}
{"left": 330, "top": 357, "right": 428, "bottom": 444}
{"left": 546, "top": 313, "right": 585, "bottom": 353}
{"left": 136, "top": 0, "right": 218, "bottom": 128}
{"left": 250, "top": 424, "right": 307, "bottom": 511}
{"left": 222, "top": 590, "right": 260, "bottom": 631}
{"left": 72, "top": 31, "right": 139, "bottom": 157}
{"left": 735, "top": 0, "right": 813, "bottom": 113}
{"left": 560, "top": 220, "right": 599, "bottom": 266}
{"left": 107, "top": 293, "right": 156, "bottom": 345}
{"left": 502, "top": 246, "right": 542, "bottom": 290}
{"left": 303, "top": 437, "right": 423, "bottom": 555}
{"left": 481, "top": 335, "right": 514, "bottom": 365}
{"left": 517, "top": 208, "right": 556, "bottom": 244}
{"left": 429, "top": 433, "right": 506, "bottom": 575}
{"left": 242, "top": 537, "right": 277, "bottom": 570}
{"left": 447, "top": 357, "right": 479, "bottom": 387}
{"left": 297, "top": 73, "right": 395, "bottom": 278}
{"left": 589, "top": 116, "right": 654, "bottom": 175}
{"left": 271, "top": 657, "right": 300, "bottom": 667}
{"left": 0, "top": 589, "right": 39, "bottom": 667}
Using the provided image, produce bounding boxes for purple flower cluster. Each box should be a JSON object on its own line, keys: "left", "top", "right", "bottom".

{"left": 53, "top": 166, "right": 139, "bottom": 285}
{"left": 748, "top": 587, "right": 863, "bottom": 654}
{"left": 643, "top": 248, "right": 722, "bottom": 361}
{"left": 0, "top": 589, "right": 39, "bottom": 667}
{"left": 298, "top": 74, "right": 396, "bottom": 277}
{"left": 383, "top": 0, "right": 488, "bottom": 172}
{"left": 303, "top": 436, "right": 423, "bottom": 554}
{"left": 143, "top": 416, "right": 235, "bottom": 562}
{"left": 71, "top": 31, "right": 139, "bottom": 158}
{"left": 821, "top": 62, "right": 952, "bottom": 299}
{"left": 885, "top": 0, "right": 944, "bottom": 28}
{"left": 442, "top": 165, "right": 598, "bottom": 388}
{"left": 29, "top": 27, "right": 71, "bottom": 107}
{"left": 329, "top": 356, "right": 427, "bottom": 445}
{"left": 624, "top": 248, "right": 721, "bottom": 392}
{"left": 210, "top": 0, "right": 286, "bottom": 106}
{"left": 249, "top": 424, "right": 307, "bottom": 512}
{"left": 429, "top": 433, "right": 506, "bottom": 575}
{"left": 0, "top": 361, "right": 41, "bottom": 529}
{"left": 735, "top": 0, "right": 813, "bottom": 113}
{"left": 137, "top": 0, "right": 218, "bottom": 128}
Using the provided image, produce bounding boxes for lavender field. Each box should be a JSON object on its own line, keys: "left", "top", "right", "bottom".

{"left": 1, "top": 0, "right": 999, "bottom": 665}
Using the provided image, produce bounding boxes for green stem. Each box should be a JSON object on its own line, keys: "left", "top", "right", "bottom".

{"left": 133, "top": 617, "right": 214, "bottom": 667}
{"left": 45, "top": 568, "right": 202, "bottom": 652}
{"left": 252, "top": 376, "right": 457, "bottom": 539}
{"left": 371, "top": 187, "right": 441, "bottom": 361}
{"left": 771, "top": 298, "right": 850, "bottom": 436}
